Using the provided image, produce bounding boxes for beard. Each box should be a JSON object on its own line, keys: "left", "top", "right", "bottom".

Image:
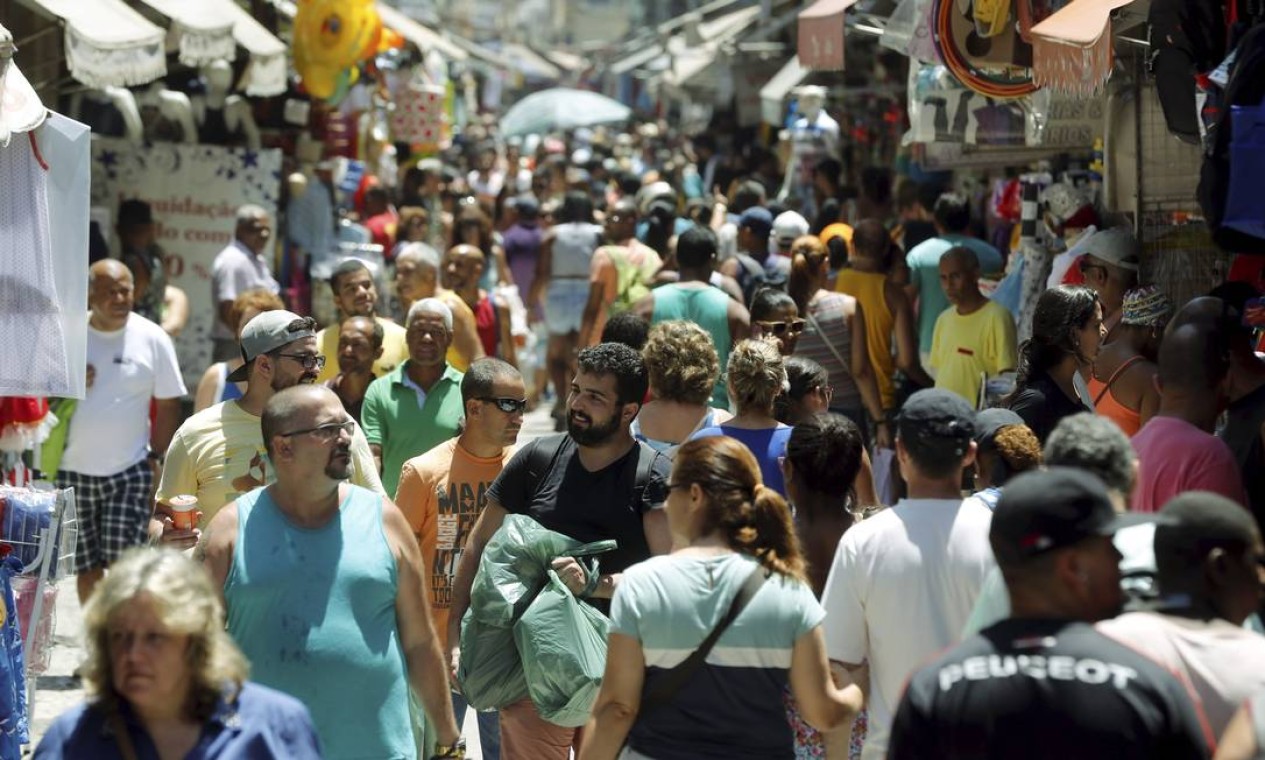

{"left": 325, "top": 446, "right": 354, "bottom": 480}
{"left": 272, "top": 371, "right": 317, "bottom": 392}
{"left": 567, "top": 409, "right": 621, "bottom": 447}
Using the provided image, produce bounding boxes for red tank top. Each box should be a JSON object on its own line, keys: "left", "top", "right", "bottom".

{"left": 474, "top": 294, "right": 498, "bottom": 358}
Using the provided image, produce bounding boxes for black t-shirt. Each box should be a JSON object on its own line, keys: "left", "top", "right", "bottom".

{"left": 1005, "top": 373, "right": 1091, "bottom": 444}
{"left": 487, "top": 434, "right": 671, "bottom": 577}
{"left": 888, "top": 619, "right": 1212, "bottom": 760}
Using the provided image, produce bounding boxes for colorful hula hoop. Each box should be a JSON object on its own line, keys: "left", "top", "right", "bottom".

{"left": 932, "top": 0, "right": 1039, "bottom": 99}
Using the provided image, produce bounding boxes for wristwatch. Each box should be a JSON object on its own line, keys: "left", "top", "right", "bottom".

{"left": 431, "top": 738, "right": 466, "bottom": 759}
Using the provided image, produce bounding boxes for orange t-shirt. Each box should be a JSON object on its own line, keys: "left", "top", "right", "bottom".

{"left": 394, "top": 437, "right": 517, "bottom": 649}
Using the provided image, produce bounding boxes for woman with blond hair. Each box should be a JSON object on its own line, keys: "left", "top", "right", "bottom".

{"left": 788, "top": 235, "right": 887, "bottom": 448}
{"left": 634, "top": 320, "right": 733, "bottom": 452}
{"left": 692, "top": 338, "right": 795, "bottom": 495}
{"left": 34, "top": 548, "right": 320, "bottom": 758}
{"left": 580, "top": 436, "right": 864, "bottom": 760}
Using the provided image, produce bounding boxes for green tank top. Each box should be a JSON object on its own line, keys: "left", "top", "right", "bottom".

{"left": 652, "top": 283, "right": 733, "bottom": 408}
{"left": 225, "top": 485, "right": 414, "bottom": 759}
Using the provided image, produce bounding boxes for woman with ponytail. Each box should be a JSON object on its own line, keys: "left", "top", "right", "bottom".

{"left": 788, "top": 235, "right": 888, "bottom": 448}
{"left": 581, "top": 436, "right": 864, "bottom": 760}
{"left": 1002, "top": 285, "right": 1105, "bottom": 443}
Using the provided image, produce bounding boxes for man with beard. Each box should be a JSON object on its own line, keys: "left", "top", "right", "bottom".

{"left": 446, "top": 342, "right": 672, "bottom": 758}
{"left": 153, "top": 311, "right": 384, "bottom": 547}
{"left": 314, "top": 259, "right": 407, "bottom": 383}
{"left": 444, "top": 244, "right": 517, "bottom": 367}
{"left": 361, "top": 299, "right": 465, "bottom": 496}
{"left": 201, "top": 385, "right": 464, "bottom": 760}
{"left": 393, "top": 242, "right": 485, "bottom": 371}
{"left": 323, "top": 316, "right": 383, "bottom": 423}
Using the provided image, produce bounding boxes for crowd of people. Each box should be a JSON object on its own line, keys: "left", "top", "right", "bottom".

{"left": 29, "top": 119, "right": 1265, "bottom": 760}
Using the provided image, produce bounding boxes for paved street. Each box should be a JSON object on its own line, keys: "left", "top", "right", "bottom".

{"left": 26, "top": 404, "right": 560, "bottom": 756}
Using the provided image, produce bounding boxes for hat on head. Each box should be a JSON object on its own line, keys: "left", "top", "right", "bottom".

{"left": 819, "top": 222, "right": 853, "bottom": 248}
{"left": 974, "top": 407, "right": 1025, "bottom": 447}
{"left": 513, "top": 194, "right": 540, "bottom": 219}
{"left": 117, "top": 199, "right": 154, "bottom": 228}
{"left": 226, "top": 311, "right": 317, "bottom": 382}
{"left": 1084, "top": 227, "right": 1140, "bottom": 272}
{"left": 739, "top": 207, "right": 773, "bottom": 238}
{"left": 773, "top": 211, "right": 810, "bottom": 246}
{"left": 1122, "top": 286, "right": 1174, "bottom": 327}
{"left": 990, "top": 468, "right": 1153, "bottom": 565}
{"left": 896, "top": 389, "right": 976, "bottom": 451}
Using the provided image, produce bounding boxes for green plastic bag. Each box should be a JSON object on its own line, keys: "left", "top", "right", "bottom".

{"left": 457, "top": 611, "right": 530, "bottom": 711}
{"left": 514, "top": 568, "right": 612, "bottom": 727}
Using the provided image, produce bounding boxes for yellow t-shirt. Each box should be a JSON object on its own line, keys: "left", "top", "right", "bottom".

{"left": 394, "top": 437, "right": 516, "bottom": 650}
{"left": 155, "top": 400, "right": 386, "bottom": 527}
{"left": 314, "top": 316, "right": 409, "bottom": 383}
{"left": 929, "top": 300, "right": 1018, "bottom": 407}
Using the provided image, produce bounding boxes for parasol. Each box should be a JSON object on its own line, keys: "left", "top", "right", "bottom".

{"left": 499, "top": 88, "right": 631, "bottom": 137}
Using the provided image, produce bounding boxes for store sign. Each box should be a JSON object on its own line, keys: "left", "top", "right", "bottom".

{"left": 91, "top": 140, "right": 283, "bottom": 391}
{"left": 798, "top": 0, "right": 856, "bottom": 71}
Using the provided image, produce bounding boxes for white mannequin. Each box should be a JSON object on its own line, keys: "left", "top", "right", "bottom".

{"left": 135, "top": 82, "right": 198, "bottom": 144}
{"left": 778, "top": 85, "right": 840, "bottom": 217}
{"left": 100, "top": 87, "right": 145, "bottom": 145}
{"left": 194, "top": 60, "right": 262, "bottom": 150}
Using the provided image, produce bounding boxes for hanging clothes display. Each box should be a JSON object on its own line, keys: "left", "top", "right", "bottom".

{"left": 0, "top": 553, "right": 28, "bottom": 760}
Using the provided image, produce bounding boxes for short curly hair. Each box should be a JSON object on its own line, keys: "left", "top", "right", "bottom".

{"left": 1043, "top": 413, "right": 1135, "bottom": 495}
{"left": 726, "top": 338, "right": 787, "bottom": 414}
{"left": 227, "top": 289, "right": 285, "bottom": 333}
{"left": 641, "top": 321, "right": 720, "bottom": 406}
{"left": 577, "top": 342, "right": 649, "bottom": 406}
{"left": 985, "top": 425, "right": 1043, "bottom": 484}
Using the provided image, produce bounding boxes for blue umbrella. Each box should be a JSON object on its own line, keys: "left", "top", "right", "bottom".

{"left": 499, "top": 88, "right": 631, "bottom": 137}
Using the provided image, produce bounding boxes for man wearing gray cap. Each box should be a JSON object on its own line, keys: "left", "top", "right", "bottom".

{"left": 1078, "top": 227, "right": 1141, "bottom": 344}
{"left": 153, "top": 310, "right": 385, "bottom": 545}
{"left": 889, "top": 469, "right": 1210, "bottom": 760}
{"left": 820, "top": 389, "right": 994, "bottom": 760}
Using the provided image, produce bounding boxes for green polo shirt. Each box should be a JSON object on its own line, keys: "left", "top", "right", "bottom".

{"left": 361, "top": 362, "right": 465, "bottom": 497}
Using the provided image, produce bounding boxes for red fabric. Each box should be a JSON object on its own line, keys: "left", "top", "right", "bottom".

{"left": 1228, "top": 254, "right": 1265, "bottom": 293}
{"left": 1061, "top": 255, "right": 1087, "bottom": 286}
{"left": 364, "top": 210, "right": 399, "bottom": 253}
{"left": 0, "top": 398, "right": 47, "bottom": 428}
{"left": 474, "top": 294, "right": 498, "bottom": 358}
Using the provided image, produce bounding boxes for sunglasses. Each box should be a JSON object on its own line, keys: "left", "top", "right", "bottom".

{"left": 274, "top": 352, "right": 326, "bottom": 371}
{"left": 756, "top": 319, "right": 806, "bottom": 337}
{"left": 279, "top": 420, "right": 355, "bottom": 442}
{"left": 479, "top": 396, "right": 528, "bottom": 414}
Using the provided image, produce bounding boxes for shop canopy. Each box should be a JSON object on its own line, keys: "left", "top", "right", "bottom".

{"left": 609, "top": 4, "right": 762, "bottom": 76}
{"left": 137, "top": 0, "right": 288, "bottom": 95}
{"left": 759, "top": 56, "right": 808, "bottom": 125}
{"left": 501, "top": 43, "right": 563, "bottom": 81}
{"left": 218, "top": 0, "right": 288, "bottom": 97}
{"left": 19, "top": 0, "right": 167, "bottom": 88}
{"left": 374, "top": 3, "right": 468, "bottom": 62}
{"left": 798, "top": 0, "right": 859, "bottom": 71}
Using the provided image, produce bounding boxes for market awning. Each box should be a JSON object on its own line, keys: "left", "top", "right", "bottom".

{"left": 501, "top": 43, "right": 562, "bottom": 80}
{"left": 1029, "top": 0, "right": 1132, "bottom": 96}
{"left": 759, "top": 56, "right": 807, "bottom": 125}
{"left": 610, "top": 5, "right": 762, "bottom": 76}
{"left": 220, "top": 0, "right": 288, "bottom": 96}
{"left": 20, "top": 0, "right": 167, "bottom": 88}
{"left": 798, "top": 0, "right": 858, "bottom": 71}
{"left": 136, "top": 0, "right": 236, "bottom": 67}
{"left": 375, "top": 3, "right": 468, "bottom": 62}
{"left": 447, "top": 33, "right": 517, "bottom": 70}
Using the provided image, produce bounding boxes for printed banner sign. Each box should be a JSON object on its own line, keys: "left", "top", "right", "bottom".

{"left": 91, "top": 139, "right": 283, "bottom": 392}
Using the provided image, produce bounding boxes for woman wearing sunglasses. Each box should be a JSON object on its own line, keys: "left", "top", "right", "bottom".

{"left": 750, "top": 289, "right": 804, "bottom": 356}
{"left": 787, "top": 236, "right": 888, "bottom": 449}
{"left": 580, "top": 436, "right": 864, "bottom": 760}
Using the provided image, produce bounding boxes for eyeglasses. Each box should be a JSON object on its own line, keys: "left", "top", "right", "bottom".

{"left": 1078, "top": 259, "right": 1107, "bottom": 277}
{"left": 479, "top": 397, "right": 529, "bottom": 414}
{"left": 278, "top": 420, "right": 355, "bottom": 442}
{"left": 756, "top": 319, "right": 806, "bottom": 337}
{"left": 275, "top": 353, "right": 326, "bottom": 371}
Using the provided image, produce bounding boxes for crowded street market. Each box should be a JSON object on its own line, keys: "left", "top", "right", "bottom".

{"left": 0, "top": 0, "right": 1263, "bottom": 756}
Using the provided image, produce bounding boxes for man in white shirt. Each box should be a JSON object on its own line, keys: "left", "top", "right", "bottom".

{"left": 821, "top": 389, "right": 995, "bottom": 760}
{"left": 58, "top": 260, "right": 186, "bottom": 604}
{"left": 1099, "top": 491, "right": 1265, "bottom": 735}
{"left": 211, "top": 205, "right": 280, "bottom": 361}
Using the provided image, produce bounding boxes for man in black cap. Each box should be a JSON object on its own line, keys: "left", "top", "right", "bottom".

{"left": 821, "top": 388, "right": 994, "bottom": 760}
{"left": 1099, "top": 491, "right": 1265, "bottom": 736}
{"left": 888, "top": 468, "right": 1212, "bottom": 760}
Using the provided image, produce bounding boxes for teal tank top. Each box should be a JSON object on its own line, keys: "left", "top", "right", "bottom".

{"left": 224, "top": 485, "right": 413, "bottom": 759}
{"left": 652, "top": 283, "right": 733, "bottom": 408}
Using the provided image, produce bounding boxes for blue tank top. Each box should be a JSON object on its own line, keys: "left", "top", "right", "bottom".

{"left": 651, "top": 284, "right": 733, "bottom": 408}
{"left": 224, "top": 485, "right": 413, "bottom": 759}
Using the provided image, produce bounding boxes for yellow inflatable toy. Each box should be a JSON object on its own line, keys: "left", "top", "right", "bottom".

{"left": 292, "top": 0, "right": 402, "bottom": 102}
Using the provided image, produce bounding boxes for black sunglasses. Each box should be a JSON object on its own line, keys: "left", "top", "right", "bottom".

{"left": 479, "top": 397, "right": 528, "bottom": 414}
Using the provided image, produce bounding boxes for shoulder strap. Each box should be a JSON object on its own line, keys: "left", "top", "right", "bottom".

{"left": 805, "top": 308, "right": 851, "bottom": 376}
{"left": 639, "top": 564, "right": 769, "bottom": 714}
{"left": 107, "top": 710, "right": 141, "bottom": 760}
{"left": 1093, "top": 355, "right": 1145, "bottom": 405}
{"left": 526, "top": 434, "right": 569, "bottom": 498}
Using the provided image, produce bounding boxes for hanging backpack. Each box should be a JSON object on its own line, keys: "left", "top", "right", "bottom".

{"left": 1198, "top": 23, "right": 1265, "bottom": 254}
{"left": 606, "top": 244, "right": 661, "bottom": 316}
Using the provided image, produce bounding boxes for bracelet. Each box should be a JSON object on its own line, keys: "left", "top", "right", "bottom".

{"left": 431, "top": 738, "right": 466, "bottom": 759}
{"left": 580, "top": 563, "right": 603, "bottom": 598}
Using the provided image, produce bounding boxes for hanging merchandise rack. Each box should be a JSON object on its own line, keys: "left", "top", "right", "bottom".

{"left": 0, "top": 485, "right": 78, "bottom": 726}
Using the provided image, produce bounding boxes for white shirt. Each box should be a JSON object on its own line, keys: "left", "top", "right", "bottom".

{"left": 821, "top": 497, "right": 995, "bottom": 760}
{"left": 210, "top": 240, "right": 279, "bottom": 340}
{"left": 61, "top": 313, "right": 187, "bottom": 476}
{"left": 1099, "top": 610, "right": 1265, "bottom": 735}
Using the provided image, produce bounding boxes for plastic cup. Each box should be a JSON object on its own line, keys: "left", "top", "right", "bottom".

{"left": 169, "top": 495, "right": 199, "bottom": 532}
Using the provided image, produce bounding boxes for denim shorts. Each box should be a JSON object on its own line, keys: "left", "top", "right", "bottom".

{"left": 544, "top": 279, "right": 590, "bottom": 335}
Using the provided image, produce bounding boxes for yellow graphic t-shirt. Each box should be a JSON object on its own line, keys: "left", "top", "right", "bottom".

{"left": 394, "top": 437, "right": 515, "bottom": 650}
{"left": 156, "top": 400, "right": 385, "bottom": 526}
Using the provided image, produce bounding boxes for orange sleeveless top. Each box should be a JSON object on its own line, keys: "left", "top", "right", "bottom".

{"left": 1087, "top": 355, "right": 1144, "bottom": 437}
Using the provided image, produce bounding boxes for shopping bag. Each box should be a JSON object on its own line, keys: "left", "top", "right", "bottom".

{"left": 456, "top": 610, "right": 530, "bottom": 711}
{"left": 514, "top": 568, "right": 611, "bottom": 727}
{"left": 467, "top": 514, "right": 589, "bottom": 627}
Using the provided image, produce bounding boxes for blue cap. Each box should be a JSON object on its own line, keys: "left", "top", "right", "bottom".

{"left": 739, "top": 207, "right": 773, "bottom": 238}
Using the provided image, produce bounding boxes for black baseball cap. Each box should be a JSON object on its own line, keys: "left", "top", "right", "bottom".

{"left": 990, "top": 468, "right": 1153, "bottom": 565}
{"left": 896, "top": 389, "right": 976, "bottom": 455}
{"left": 974, "top": 408, "right": 1025, "bottom": 447}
